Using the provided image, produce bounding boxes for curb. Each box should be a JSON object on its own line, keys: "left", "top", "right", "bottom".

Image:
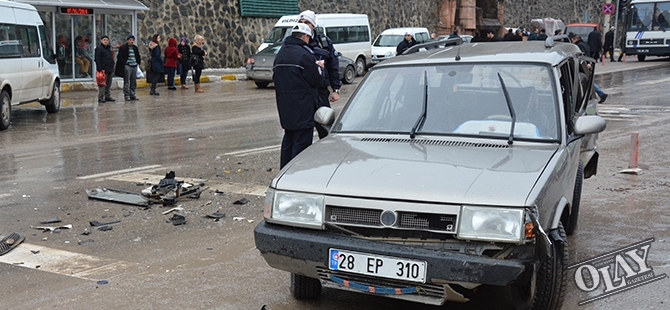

{"left": 61, "top": 73, "right": 248, "bottom": 93}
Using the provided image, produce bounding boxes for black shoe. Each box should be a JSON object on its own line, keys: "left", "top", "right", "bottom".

{"left": 598, "top": 93, "right": 608, "bottom": 103}
{"left": 130, "top": 96, "right": 139, "bottom": 101}
{"left": 125, "top": 97, "right": 131, "bottom": 101}
{"left": 105, "top": 97, "right": 115, "bottom": 102}
{"left": 168, "top": 86, "right": 177, "bottom": 90}
{"left": 98, "top": 98, "right": 105, "bottom": 103}
{"left": 150, "top": 91, "right": 160, "bottom": 96}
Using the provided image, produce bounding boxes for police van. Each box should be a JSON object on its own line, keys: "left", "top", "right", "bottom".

{"left": 258, "top": 13, "right": 371, "bottom": 76}
{"left": 0, "top": 0, "right": 61, "bottom": 130}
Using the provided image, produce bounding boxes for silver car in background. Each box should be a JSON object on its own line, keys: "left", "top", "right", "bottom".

{"left": 255, "top": 37, "right": 606, "bottom": 309}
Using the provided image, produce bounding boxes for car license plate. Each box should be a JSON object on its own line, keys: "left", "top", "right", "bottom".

{"left": 329, "top": 248, "right": 427, "bottom": 283}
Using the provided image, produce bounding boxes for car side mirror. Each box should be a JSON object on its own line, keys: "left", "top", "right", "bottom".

{"left": 337, "top": 51, "right": 342, "bottom": 56}
{"left": 574, "top": 115, "right": 606, "bottom": 135}
{"left": 315, "top": 106, "right": 335, "bottom": 126}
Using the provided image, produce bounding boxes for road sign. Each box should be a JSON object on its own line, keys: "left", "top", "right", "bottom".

{"left": 602, "top": 3, "right": 615, "bottom": 15}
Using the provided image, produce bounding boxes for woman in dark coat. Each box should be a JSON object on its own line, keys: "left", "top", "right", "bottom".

{"left": 148, "top": 34, "right": 165, "bottom": 95}
{"left": 177, "top": 37, "right": 191, "bottom": 89}
{"left": 191, "top": 35, "right": 207, "bottom": 93}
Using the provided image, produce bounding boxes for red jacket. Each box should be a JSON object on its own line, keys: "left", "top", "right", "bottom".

{"left": 164, "top": 37, "right": 178, "bottom": 68}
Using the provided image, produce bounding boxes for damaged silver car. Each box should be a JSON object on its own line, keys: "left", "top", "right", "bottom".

{"left": 254, "top": 37, "right": 606, "bottom": 309}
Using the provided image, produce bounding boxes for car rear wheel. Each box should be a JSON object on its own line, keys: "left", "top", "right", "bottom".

{"left": 566, "top": 162, "right": 583, "bottom": 235}
{"left": 355, "top": 57, "right": 366, "bottom": 76}
{"left": 42, "top": 81, "right": 61, "bottom": 113}
{"left": 255, "top": 81, "right": 270, "bottom": 88}
{"left": 290, "top": 273, "right": 322, "bottom": 299}
{"left": 343, "top": 65, "right": 355, "bottom": 84}
{"left": 508, "top": 223, "right": 568, "bottom": 310}
{"left": 0, "top": 89, "right": 11, "bottom": 130}
{"left": 637, "top": 54, "right": 646, "bottom": 62}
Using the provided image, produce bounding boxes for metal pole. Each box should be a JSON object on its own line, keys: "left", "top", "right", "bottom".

{"left": 614, "top": 0, "right": 621, "bottom": 50}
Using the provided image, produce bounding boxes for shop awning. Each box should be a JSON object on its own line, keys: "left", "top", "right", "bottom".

{"left": 15, "top": 0, "right": 149, "bottom": 11}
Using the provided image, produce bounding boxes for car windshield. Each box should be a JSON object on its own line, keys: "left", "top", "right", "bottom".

{"left": 373, "top": 34, "right": 404, "bottom": 47}
{"left": 264, "top": 27, "right": 291, "bottom": 44}
{"left": 627, "top": 3, "right": 670, "bottom": 31}
{"left": 334, "top": 63, "right": 559, "bottom": 141}
{"left": 259, "top": 44, "right": 282, "bottom": 54}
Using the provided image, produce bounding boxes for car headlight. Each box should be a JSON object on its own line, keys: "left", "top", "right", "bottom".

{"left": 265, "top": 189, "right": 324, "bottom": 228}
{"left": 457, "top": 206, "right": 524, "bottom": 243}
{"left": 385, "top": 51, "right": 395, "bottom": 57}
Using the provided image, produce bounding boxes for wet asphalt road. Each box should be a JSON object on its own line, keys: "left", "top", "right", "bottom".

{"left": 1, "top": 58, "right": 669, "bottom": 310}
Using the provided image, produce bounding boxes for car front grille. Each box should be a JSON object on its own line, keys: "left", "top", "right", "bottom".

{"left": 326, "top": 206, "right": 457, "bottom": 234}
{"left": 317, "top": 267, "right": 446, "bottom": 299}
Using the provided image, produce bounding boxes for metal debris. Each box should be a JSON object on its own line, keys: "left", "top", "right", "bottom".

{"left": 31, "top": 224, "right": 73, "bottom": 232}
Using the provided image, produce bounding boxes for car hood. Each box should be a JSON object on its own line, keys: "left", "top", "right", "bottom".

{"left": 274, "top": 135, "right": 558, "bottom": 206}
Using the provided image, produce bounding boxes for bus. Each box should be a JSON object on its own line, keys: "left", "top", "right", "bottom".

{"left": 624, "top": 0, "right": 670, "bottom": 61}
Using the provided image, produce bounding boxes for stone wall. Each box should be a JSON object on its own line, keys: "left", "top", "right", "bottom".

{"left": 136, "top": 0, "right": 610, "bottom": 68}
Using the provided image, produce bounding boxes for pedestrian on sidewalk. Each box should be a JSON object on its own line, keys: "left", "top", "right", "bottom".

{"left": 178, "top": 37, "right": 191, "bottom": 89}
{"left": 604, "top": 27, "right": 615, "bottom": 62}
{"left": 94, "top": 35, "right": 115, "bottom": 103}
{"left": 164, "top": 37, "right": 178, "bottom": 90}
{"left": 148, "top": 34, "right": 165, "bottom": 96}
{"left": 114, "top": 34, "right": 141, "bottom": 101}
{"left": 588, "top": 26, "right": 603, "bottom": 61}
{"left": 191, "top": 35, "right": 207, "bottom": 93}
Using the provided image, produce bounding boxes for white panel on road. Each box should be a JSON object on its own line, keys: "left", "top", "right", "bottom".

{"left": 76, "top": 165, "right": 164, "bottom": 180}
{"left": 0, "top": 242, "right": 136, "bottom": 281}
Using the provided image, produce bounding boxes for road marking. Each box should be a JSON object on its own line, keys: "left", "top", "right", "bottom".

{"left": 0, "top": 242, "right": 136, "bottom": 281}
{"left": 106, "top": 172, "right": 268, "bottom": 196}
{"left": 76, "top": 165, "right": 163, "bottom": 180}
{"left": 223, "top": 145, "right": 281, "bottom": 156}
{"left": 636, "top": 77, "right": 670, "bottom": 85}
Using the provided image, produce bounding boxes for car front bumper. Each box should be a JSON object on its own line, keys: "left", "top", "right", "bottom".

{"left": 254, "top": 220, "right": 528, "bottom": 287}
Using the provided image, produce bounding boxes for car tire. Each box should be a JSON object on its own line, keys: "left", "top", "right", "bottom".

{"left": 343, "top": 65, "right": 356, "bottom": 84}
{"left": 566, "top": 162, "right": 583, "bottom": 236}
{"left": 290, "top": 273, "right": 321, "bottom": 299}
{"left": 42, "top": 81, "right": 61, "bottom": 113}
{"left": 355, "top": 57, "right": 366, "bottom": 76}
{"left": 255, "top": 81, "right": 270, "bottom": 88}
{"left": 637, "top": 54, "right": 646, "bottom": 62}
{"left": 0, "top": 89, "right": 11, "bottom": 130}
{"left": 509, "top": 223, "right": 568, "bottom": 310}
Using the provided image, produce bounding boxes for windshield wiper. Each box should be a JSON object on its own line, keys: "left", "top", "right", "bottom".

{"left": 497, "top": 72, "right": 516, "bottom": 145}
{"left": 410, "top": 71, "right": 429, "bottom": 139}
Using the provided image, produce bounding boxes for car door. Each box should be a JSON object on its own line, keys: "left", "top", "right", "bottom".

{"left": 38, "top": 24, "right": 57, "bottom": 100}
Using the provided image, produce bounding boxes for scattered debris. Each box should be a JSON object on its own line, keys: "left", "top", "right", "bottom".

{"left": 86, "top": 187, "right": 150, "bottom": 207}
{"left": 214, "top": 190, "right": 225, "bottom": 195}
{"left": 78, "top": 239, "right": 95, "bottom": 245}
{"left": 232, "top": 217, "right": 253, "bottom": 223}
{"left": 30, "top": 250, "right": 40, "bottom": 254}
{"left": 162, "top": 206, "right": 184, "bottom": 215}
{"left": 81, "top": 231, "right": 91, "bottom": 236}
{"left": 31, "top": 224, "right": 73, "bottom": 232}
{"left": 204, "top": 212, "right": 226, "bottom": 221}
{"left": 40, "top": 216, "right": 61, "bottom": 224}
{"left": 0, "top": 232, "right": 25, "bottom": 256}
{"left": 97, "top": 280, "right": 109, "bottom": 285}
{"left": 97, "top": 226, "right": 113, "bottom": 231}
{"left": 140, "top": 171, "right": 209, "bottom": 206}
{"left": 233, "top": 198, "right": 250, "bottom": 205}
{"left": 89, "top": 220, "right": 120, "bottom": 227}
{"left": 167, "top": 214, "right": 186, "bottom": 226}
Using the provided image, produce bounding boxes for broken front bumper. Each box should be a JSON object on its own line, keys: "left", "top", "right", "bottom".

{"left": 254, "top": 220, "right": 529, "bottom": 301}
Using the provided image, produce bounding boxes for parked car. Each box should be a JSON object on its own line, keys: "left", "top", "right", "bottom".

{"left": 370, "top": 27, "right": 430, "bottom": 65}
{"left": 254, "top": 37, "right": 606, "bottom": 309}
{"left": 246, "top": 43, "right": 356, "bottom": 88}
{"left": 437, "top": 34, "right": 473, "bottom": 43}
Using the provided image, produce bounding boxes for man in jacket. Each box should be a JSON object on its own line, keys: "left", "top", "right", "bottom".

{"left": 587, "top": 27, "right": 603, "bottom": 61}
{"left": 94, "top": 35, "right": 115, "bottom": 103}
{"left": 114, "top": 34, "right": 141, "bottom": 101}
{"left": 396, "top": 32, "right": 418, "bottom": 55}
{"left": 298, "top": 9, "right": 342, "bottom": 139}
{"left": 603, "top": 27, "right": 615, "bottom": 62}
{"left": 485, "top": 28, "right": 503, "bottom": 42}
{"left": 273, "top": 23, "right": 324, "bottom": 168}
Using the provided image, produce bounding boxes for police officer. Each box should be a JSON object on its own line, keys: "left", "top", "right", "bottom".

{"left": 298, "top": 10, "right": 342, "bottom": 139}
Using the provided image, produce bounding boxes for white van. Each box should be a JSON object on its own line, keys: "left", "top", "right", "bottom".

{"left": 370, "top": 27, "right": 430, "bottom": 65}
{"left": 0, "top": 0, "right": 60, "bottom": 130}
{"left": 258, "top": 13, "right": 371, "bottom": 76}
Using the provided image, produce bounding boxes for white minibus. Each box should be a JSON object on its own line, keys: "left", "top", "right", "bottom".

{"left": 0, "top": 0, "right": 61, "bottom": 130}
{"left": 258, "top": 13, "right": 371, "bottom": 76}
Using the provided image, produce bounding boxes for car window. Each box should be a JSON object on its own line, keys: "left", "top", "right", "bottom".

{"left": 265, "top": 27, "right": 291, "bottom": 44}
{"left": 17, "top": 25, "right": 40, "bottom": 58}
{"left": 373, "top": 34, "right": 403, "bottom": 47}
{"left": 0, "top": 23, "right": 22, "bottom": 58}
{"left": 335, "top": 63, "right": 559, "bottom": 140}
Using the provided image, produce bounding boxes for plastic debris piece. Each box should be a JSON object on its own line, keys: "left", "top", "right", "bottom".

{"left": 97, "top": 280, "right": 109, "bottom": 285}
{"left": 89, "top": 220, "right": 121, "bottom": 226}
{"left": 168, "top": 214, "right": 186, "bottom": 226}
{"left": 40, "top": 216, "right": 61, "bottom": 224}
{"left": 161, "top": 206, "right": 184, "bottom": 215}
{"left": 214, "top": 190, "right": 225, "bottom": 195}
{"left": 81, "top": 231, "right": 91, "bottom": 235}
{"left": 233, "top": 198, "right": 250, "bottom": 205}
{"left": 0, "top": 233, "right": 25, "bottom": 256}
{"left": 31, "top": 250, "right": 40, "bottom": 254}
{"left": 31, "top": 224, "right": 73, "bottom": 232}
{"left": 233, "top": 217, "right": 246, "bottom": 221}
{"left": 78, "top": 239, "right": 94, "bottom": 246}
{"left": 205, "top": 212, "right": 226, "bottom": 219}
{"left": 97, "top": 226, "right": 113, "bottom": 231}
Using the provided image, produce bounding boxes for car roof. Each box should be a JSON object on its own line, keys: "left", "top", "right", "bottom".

{"left": 380, "top": 27, "right": 429, "bottom": 35}
{"left": 374, "top": 41, "right": 582, "bottom": 68}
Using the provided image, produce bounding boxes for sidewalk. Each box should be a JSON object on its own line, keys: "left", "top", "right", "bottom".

{"left": 61, "top": 67, "right": 248, "bottom": 93}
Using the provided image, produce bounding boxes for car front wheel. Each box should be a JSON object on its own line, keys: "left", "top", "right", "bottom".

{"left": 0, "top": 89, "right": 11, "bottom": 130}
{"left": 290, "top": 273, "right": 321, "bottom": 299}
{"left": 343, "top": 65, "right": 355, "bottom": 84}
{"left": 509, "top": 223, "right": 568, "bottom": 310}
